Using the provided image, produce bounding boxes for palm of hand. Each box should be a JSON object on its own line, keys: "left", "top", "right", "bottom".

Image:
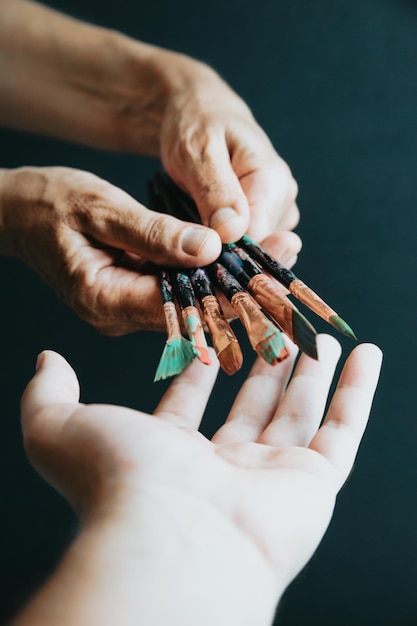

{"left": 22, "top": 336, "right": 381, "bottom": 587}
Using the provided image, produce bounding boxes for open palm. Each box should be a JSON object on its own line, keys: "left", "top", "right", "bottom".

{"left": 21, "top": 335, "right": 382, "bottom": 593}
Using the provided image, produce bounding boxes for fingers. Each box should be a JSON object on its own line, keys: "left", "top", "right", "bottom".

{"left": 212, "top": 342, "right": 299, "bottom": 444}
{"left": 162, "top": 107, "right": 299, "bottom": 244}
{"left": 153, "top": 348, "right": 220, "bottom": 428}
{"left": 67, "top": 252, "right": 167, "bottom": 334}
{"left": 238, "top": 159, "right": 299, "bottom": 243}
{"left": 165, "top": 129, "right": 251, "bottom": 243}
{"left": 258, "top": 231, "right": 303, "bottom": 269}
{"left": 21, "top": 350, "right": 80, "bottom": 444}
{"left": 259, "top": 335, "right": 342, "bottom": 447}
{"left": 309, "top": 343, "right": 383, "bottom": 490}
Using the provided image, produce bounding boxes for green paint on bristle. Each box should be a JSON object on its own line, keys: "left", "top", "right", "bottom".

{"left": 329, "top": 315, "right": 357, "bottom": 340}
{"left": 154, "top": 338, "right": 199, "bottom": 382}
{"left": 258, "top": 329, "right": 287, "bottom": 364}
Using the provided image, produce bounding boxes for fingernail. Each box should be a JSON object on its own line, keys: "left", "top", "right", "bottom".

{"left": 209, "top": 208, "right": 238, "bottom": 230}
{"left": 181, "top": 227, "right": 210, "bottom": 256}
{"left": 35, "top": 351, "right": 46, "bottom": 372}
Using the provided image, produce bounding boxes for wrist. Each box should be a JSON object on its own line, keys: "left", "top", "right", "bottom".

{"left": 15, "top": 484, "right": 283, "bottom": 625}
{"left": 99, "top": 40, "right": 225, "bottom": 154}
{"left": 81, "top": 484, "right": 283, "bottom": 626}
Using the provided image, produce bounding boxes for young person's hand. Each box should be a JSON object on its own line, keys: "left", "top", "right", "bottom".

{"left": 16, "top": 336, "right": 382, "bottom": 625}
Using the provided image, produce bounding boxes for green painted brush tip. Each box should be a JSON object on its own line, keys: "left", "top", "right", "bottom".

{"left": 329, "top": 315, "right": 357, "bottom": 340}
{"left": 241, "top": 234, "right": 257, "bottom": 246}
{"left": 292, "top": 310, "right": 319, "bottom": 360}
{"left": 154, "top": 337, "right": 199, "bottom": 382}
{"left": 256, "top": 328, "right": 289, "bottom": 365}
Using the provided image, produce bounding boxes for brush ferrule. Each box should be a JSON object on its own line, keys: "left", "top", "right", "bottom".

{"left": 248, "top": 273, "right": 295, "bottom": 339}
{"left": 230, "top": 291, "right": 270, "bottom": 350}
{"left": 201, "top": 295, "right": 237, "bottom": 355}
{"left": 289, "top": 279, "right": 337, "bottom": 319}
{"left": 230, "top": 292, "right": 288, "bottom": 364}
{"left": 163, "top": 301, "right": 182, "bottom": 340}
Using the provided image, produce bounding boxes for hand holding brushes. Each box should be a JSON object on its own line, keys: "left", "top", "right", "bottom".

{"left": 154, "top": 271, "right": 200, "bottom": 382}
{"left": 149, "top": 173, "right": 356, "bottom": 382}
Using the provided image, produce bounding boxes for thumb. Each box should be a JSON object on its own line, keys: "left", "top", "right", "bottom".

{"left": 21, "top": 350, "right": 80, "bottom": 437}
{"left": 79, "top": 191, "right": 222, "bottom": 267}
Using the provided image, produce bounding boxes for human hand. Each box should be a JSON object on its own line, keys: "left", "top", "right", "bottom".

{"left": 0, "top": 3, "right": 297, "bottom": 246}
{"left": 21, "top": 336, "right": 382, "bottom": 624}
{"left": 0, "top": 166, "right": 300, "bottom": 334}
{"left": 158, "top": 57, "right": 299, "bottom": 243}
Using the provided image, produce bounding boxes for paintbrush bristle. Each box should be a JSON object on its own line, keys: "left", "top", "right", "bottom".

{"left": 154, "top": 337, "right": 199, "bottom": 382}
{"left": 329, "top": 315, "right": 357, "bottom": 340}
{"left": 255, "top": 330, "right": 290, "bottom": 365}
{"left": 291, "top": 310, "right": 319, "bottom": 360}
{"left": 194, "top": 345, "right": 211, "bottom": 365}
{"left": 218, "top": 340, "right": 243, "bottom": 375}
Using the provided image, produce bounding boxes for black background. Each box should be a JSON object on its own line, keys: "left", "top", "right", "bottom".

{"left": 1, "top": 0, "right": 417, "bottom": 624}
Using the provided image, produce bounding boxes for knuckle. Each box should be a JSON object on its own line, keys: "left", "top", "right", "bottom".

{"left": 181, "top": 124, "right": 210, "bottom": 158}
{"left": 143, "top": 214, "right": 180, "bottom": 254}
{"left": 66, "top": 191, "right": 108, "bottom": 231}
{"left": 180, "top": 123, "right": 222, "bottom": 169}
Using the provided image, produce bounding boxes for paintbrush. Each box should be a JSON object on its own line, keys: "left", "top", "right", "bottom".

{"left": 148, "top": 180, "right": 201, "bottom": 380}
{"left": 155, "top": 173, "right": 355, "bottom": 341}
{"left": 153, "top": 174, "right": 242, "bottom": 373}
{"left": 238, "top": 234, "right": 356, "bottom": 339}
{"left": 155, "top": 173, "right": 198, "bottom": 223}
{"left": 154, "top": 173, "right": 315, "bottom": 358}
{"left": 170, "top": 270, "right": 211, "bottom": 365}
{"left": 154, "top": 270, "right": 200, "bottom": 381}
{"left": 210, "top": 262, "right": 289, "bottom": 365}
{"left": 220, "top": 244, "right": 318, "bottom": 360}
{"left": 189, "top": 266, "right": 243, "bottom": 375}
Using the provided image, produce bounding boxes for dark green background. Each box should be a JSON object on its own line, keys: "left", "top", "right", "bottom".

{"left": 1, "top": 0, "right": 417, "bottom": 624}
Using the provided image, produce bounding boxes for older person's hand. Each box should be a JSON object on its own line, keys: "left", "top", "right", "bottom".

{"left": 158, "top": 55, "right": 299, "bottom": 243}
{"left": 0, "top": 1, "right": 300, "bottom": 333}
{"left": 0, "top": 166, "right": 300, "bottom": 333}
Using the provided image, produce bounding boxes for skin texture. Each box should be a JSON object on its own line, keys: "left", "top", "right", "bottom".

{"left": 0, "top": 166, "right": 301, "bottom": 333}
{"left": 14, "top": 336, "right": 383, "bottom": 626}
{"left": 0, "top": 0, "right": 300, "bottom": 334}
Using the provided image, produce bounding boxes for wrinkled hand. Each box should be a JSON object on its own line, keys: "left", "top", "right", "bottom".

{"left": 21, "top": 336, "right": 382, "bottom": 590}
{"left": 1, "top": 165, "right": 301, "bottom": 334}
{"left": 159, "top": 60, "right": 299, "bottom": 243}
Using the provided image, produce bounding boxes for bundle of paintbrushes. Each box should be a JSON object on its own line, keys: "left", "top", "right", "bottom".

{"left": 149, "top": 173, "right": 356, "bottom": 382}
